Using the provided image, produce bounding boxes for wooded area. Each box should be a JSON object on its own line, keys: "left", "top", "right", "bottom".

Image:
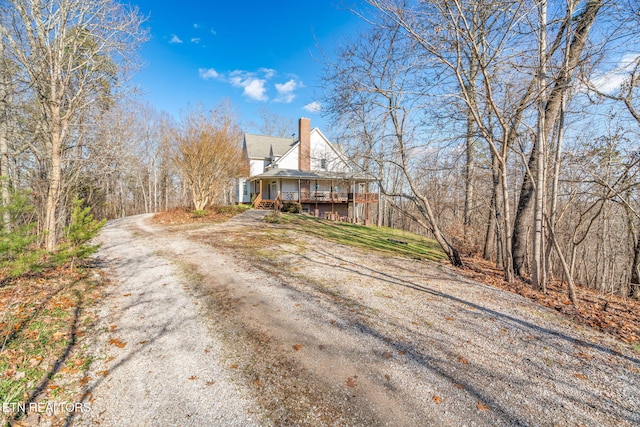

{"left": 0, "top": 0, "right": 247, "bottom": 271}
{"left": 321, "top": 0, "right": 640, "bottom": 299}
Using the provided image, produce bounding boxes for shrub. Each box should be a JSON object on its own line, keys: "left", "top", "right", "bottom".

{"left": 192, "top": 209, "right": 208, "bottom": 218}
{"left": 281, "top": 202, "right": 302, "bottom": 214}
{"left": 0, "top": 190, "right": 42, "bottom": 277}
{"left": 55, "top": 198, "right": 106, "bottom": 267}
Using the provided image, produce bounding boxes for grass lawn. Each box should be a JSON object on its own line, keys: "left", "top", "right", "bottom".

{"left": 265, "top": 213, "right": 447, "bottom": 262}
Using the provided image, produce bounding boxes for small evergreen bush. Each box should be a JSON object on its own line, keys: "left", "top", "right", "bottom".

{"left": 0, "top": 191, "right": 42, "bottom": 277}
{"left": 192, "top": 209, "right": 208, "bottom": 218}
{"left": 55, "top": 198, "right": 106, "bottom": 267}
{"left": 281, "top": 202, "right": 302, "bottom": 213}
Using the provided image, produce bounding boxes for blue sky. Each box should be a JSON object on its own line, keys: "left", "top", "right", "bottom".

{"left": 129, "top": 0, "right": 366, "bottom": 133}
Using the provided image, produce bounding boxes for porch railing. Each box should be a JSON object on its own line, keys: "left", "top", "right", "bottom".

{"left": 279, "top": 191, "right": 378, "bottom": 203}
{"left": 252, "top": 192, "right": 263, "bottom": 208}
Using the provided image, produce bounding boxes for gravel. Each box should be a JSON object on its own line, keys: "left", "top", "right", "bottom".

{"left": 75, "top": 210, "right": 640, "bottom": 426}
{"left": 73, "top": 215, "right": 260, "bottom": 426}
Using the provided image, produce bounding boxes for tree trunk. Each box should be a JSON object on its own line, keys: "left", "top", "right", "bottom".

{"left": 483, "top": 190, "right": 497, "bottom": 261}
{"left": 463, "top": 56, "right": 478, "bottom": 239}
{"left": 0, "top": 38, "right": 10, "bottom": 231}
{"left": 512, "top": 0, "right": 603, "bottom": 279}
{"left": 45, "top": 121, "right": 64, "bottom": 251}
{"left": 630, "top": 234, "right": 640, "bottom": 298}
{"left": 546, "top": 216, "right": 578, "bottom": 305}
{"left": 532, "top": 0, "right": 547, "bottom": 292}
{"left": 484, "top": 151, "right": 501, "bottom": 266}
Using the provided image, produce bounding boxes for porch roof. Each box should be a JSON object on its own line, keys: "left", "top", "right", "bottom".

{"left": 250, "top": 168, "right": 376, "bottom": 182}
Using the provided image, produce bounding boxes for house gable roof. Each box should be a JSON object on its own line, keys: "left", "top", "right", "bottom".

{"left": 244, "top": 133, "right": 296, "bottom": 159}
{"left": 309, "top": 127, "right": 351, "bottom": 170}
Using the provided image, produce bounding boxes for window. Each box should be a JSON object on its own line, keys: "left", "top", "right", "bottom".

{"left": 320, "top": 158, "right": 327, "bottom": 170}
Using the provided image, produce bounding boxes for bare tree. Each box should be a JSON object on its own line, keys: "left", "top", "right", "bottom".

{"left": 322, "top": 21, "right": 463, "bottom": 266}
{"left": 248, "top": 106, "right": 296, "bottom": 138}
{"left": 0, "top": 0, "right": 146, "bottom": 250}
{"left": 0, "top": 36, "right": 11, "bottom": 230}
{"left": 173, "top": 102, "right": 248, "bottom": 211}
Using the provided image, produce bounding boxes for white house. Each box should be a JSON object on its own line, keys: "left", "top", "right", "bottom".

{"left": 237, "top": 118, "right": 377, "bottom": 222}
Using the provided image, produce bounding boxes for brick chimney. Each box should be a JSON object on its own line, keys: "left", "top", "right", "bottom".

{"left": 298, "top": 117, "right": 311, "bottom": 171}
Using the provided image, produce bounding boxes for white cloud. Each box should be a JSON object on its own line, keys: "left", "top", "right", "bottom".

{"left": 275, "top": 79, "right": 301, "bottom": 103}
{"left": 259, "top": 68, "right": 277, "bottom": 79}
{"left": 210, "top": 29, "right": 217, "bottom": 36}
{"left": 591, "top": 52, "right": 640, "bottom": 94}
{"left": 193, "top": 23, "right": 200, "bottom": 29}
{"left": 303, "top": 101, "right": 322, "bottom": 113}
{"left": 207, "top": 68, "right": 301, "bottom": 103}
{"left": 191, "top": 37, "right": 201, "bottom": 44}
{"left": 169, "top": 34, "right": 183, "bottom": 44}
{"left": 199, "top": 68, "right": 219, "bottom": 80}
{"left": 229, "top": 71, "right": 268, "bottom": 101}
{"left": 243, "top": 79, "right": 268, "bottom": 101}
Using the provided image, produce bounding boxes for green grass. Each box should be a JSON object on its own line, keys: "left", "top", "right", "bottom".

{"left": 268, "top": 213, "right": 446, "bottom": 262}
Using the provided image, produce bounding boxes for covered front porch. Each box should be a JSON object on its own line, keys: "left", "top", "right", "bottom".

{"left": 249, "top": 169, "right": 378, "bottom": 223}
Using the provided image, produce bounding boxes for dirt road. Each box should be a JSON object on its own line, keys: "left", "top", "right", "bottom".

{"left": 75, "top": 211, "right": 639, "bottom": 426}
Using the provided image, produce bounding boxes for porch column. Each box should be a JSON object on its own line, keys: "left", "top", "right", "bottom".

{"left": 298, "top": 178, "right": 301, "bottom": 203}
{"left": 365, "top": 181, "right": 370, "bottom": 224}
{"left": 331, "top": 179, "right": 334, "bottom": 215}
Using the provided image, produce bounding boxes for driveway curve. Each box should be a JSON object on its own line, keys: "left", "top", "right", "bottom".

{"left": 74, "top": 210, "right": 639, "bottom": 426}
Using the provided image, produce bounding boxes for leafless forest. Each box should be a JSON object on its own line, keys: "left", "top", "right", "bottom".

{"left": 321, "top": 0, "right": 640, "bottom": 299}
{"left": 1, "top": 0, "right": 639, "bottom": 300}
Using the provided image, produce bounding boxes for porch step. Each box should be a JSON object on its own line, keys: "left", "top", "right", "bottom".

{"left": 255, "top": 201, "right": 275, "bottom": 210}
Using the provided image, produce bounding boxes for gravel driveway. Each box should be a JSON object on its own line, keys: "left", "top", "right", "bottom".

{"left": 74, "top": 210, "right": 640, "bottom": 426}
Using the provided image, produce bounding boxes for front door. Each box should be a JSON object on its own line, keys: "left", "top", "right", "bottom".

{"left": 269, "top": 182, "right": 278, "bottom": 200}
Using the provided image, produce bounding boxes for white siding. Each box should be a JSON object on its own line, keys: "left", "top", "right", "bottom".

{"left": 275, "top": 146, "right": 299, "bottom": 170}
{"left": 236, "top": 178, "right": 251, "bottom": 203}
{"left": 309, "top": 130, "right": 350, "bottom": 172}
{"left": 250, "top": 158, "right": 266, "bottom": 177}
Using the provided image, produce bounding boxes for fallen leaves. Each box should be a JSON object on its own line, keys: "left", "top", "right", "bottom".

{"left": 576, "top": 351, "right": 592, "bottom": 361}
{"left": 152, "top": 206, "right": 248, "bottom": 225}
{"left": 574, "top": 373, "right": 588, "bottom": 380}
{"left": 108, "top": 338, "right": 127, "bottom": 348}
{"left": 292, "top": 343, "right": 304, "bottom": 351}
{"left": 458, "top": 356, "right": 469, "bottom": 364}
{"left": 52, "top": 331, "right": 67, "bottom": 341}
{"left": 476, "top": 402, "right": 490, "bottom": 411}
{"left": 432, "top": 395, "right": 443, "bottom": 404}
{"left": 188, "top": 375, "right": 197, "bottom": 381}
{"left": 459, "top": 256, "right": 640, "bottom": 345}
{"left": 345, "top": 376, "right": 357, "bottom": 387}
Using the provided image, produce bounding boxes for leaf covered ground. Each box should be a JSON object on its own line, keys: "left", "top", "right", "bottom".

{"left": 151, "top": 205, "right": 250, "bottom": 225}
{"left": 461, "top": 257, "right": 640, "bottom": 346}
{"left": 0, "top": 263, "right": 108, "bottom": 426}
